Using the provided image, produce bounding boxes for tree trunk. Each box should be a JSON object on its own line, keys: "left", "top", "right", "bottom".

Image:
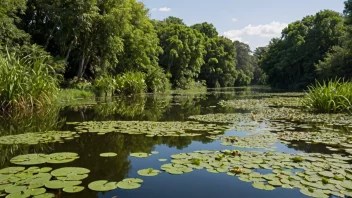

{"left": 44, "top": 27, "right": 56, "bottom": 50}
{"left": 65, "top": 41, "right": 74, "bottom": 63}
{"left": 77, "top": 51, "right": 86, "bottom": 78}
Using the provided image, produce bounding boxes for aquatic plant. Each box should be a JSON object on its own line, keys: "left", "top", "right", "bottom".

{"left": 0, "top": 47, "right": 62, "bottom": 109}
{"left": 303, "top": 79, "right": 352, "bottom": 113}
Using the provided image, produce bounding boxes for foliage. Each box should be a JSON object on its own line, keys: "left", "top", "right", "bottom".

{"left": 58, "top": 89, "right": 95, "bottom": 101}
{"left": 157, "top": 23, "right": 206, "bottom": 88}
{"left": 0, "top": 46, "right": 61, "bottom": 108}
{"left": 145, "top": 67, "right": 171, "bottom": 93}
{"left": 303, "top": 79, "right": 352, "bottom": 113}
{"left": 199, "top": 37, "right": 238, "bottom": 88}
{"left": 94, "top": 75, "right": 116, "bottom": 97}
{"left": 115, "top": 72, "right": 147, "bottom": 94}
{"left": 260, "top": 10, "right": 345, "bottom": 89}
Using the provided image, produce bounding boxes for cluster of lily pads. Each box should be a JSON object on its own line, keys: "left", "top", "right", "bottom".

{"left": 68, "top": 121, "right": 229, "bottom": 137}
{"left": 0, "top": 165, "right": 89, "bottom": 197}
{"left": 10, "top": 153, "right": 80, "bottom": 165}
{"left": 0, "top": 131, "right": 77, "bottom": 145}
{"left": 88, "top": 178, "right": 144, "bottom": 191}
{"left": 220, "top": 132, "right": 278, "bottom": 151}
{"left": 155, "top": 149, "right": 352, "bottom": 197}
{"left": 219, "top": 97, "right": 303, "bottom": 109}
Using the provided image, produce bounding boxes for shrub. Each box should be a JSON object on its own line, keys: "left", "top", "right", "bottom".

{"left": 94, "top": 75, "right": 115, "bottom": 97}
{"left": 0, "top": 47, "right": 61, "bottom": 109}
{"left": 145, "top": 67, "right": 171, "bottom": 93}
{"left": 303, "top": 79, "right": 352, "bottom": 113}
{"left": 115, "top": 71, "right": 147, "bottom": 94}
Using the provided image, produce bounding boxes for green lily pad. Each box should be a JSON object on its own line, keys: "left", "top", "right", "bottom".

{"left": 44, "top": 180, "right": 65, "bottom": 189}
{"left": 122, "top": 178, "right": 143, "bottom": 183}
{"left": 318, "top": 171, "right": 334, "bottom": 178}
{"left": 62, "top": 186, "right": 85, "bottom": 193}
{"left": 158, "top": 159, "right": 167, "bottom": 162}
{"left": 137, "top": 168, "right": 160, "bottom": 176}
{"left": 130, "top": 153, "right": 149, "bottom": 158}
{"left": 5, "top": 186, "right": 27, "bottom": 194}
{"left": 33, "top": 193, "right": 55, "bottom": 198}
{"left": 116, "top": 181, "right": 141, "bottom": 189}
{"left": 5, "top": 192, "right": 30, "bottom": 198}
{"left": 0, "top": 167, "right": 25, "bottom": 174}
{"left": 151, "top": 151, "right": 159, "bottom": 154}
{"left": 51, "top": 167, "right": 90, "bottom": 177}
{"left": 100, "top": 153, "right": 117, "bottom": 157}
{"left": 88, "top": 180, "right": 117, "bottom": 192}
{"left": 252, "top": 182, "right": 275, "bottom": 190}
{"left": 300, "top": 188, "right": 329, "bottom": 198}
{"left": 24, "top": 188, "right": 46, "bottom": 196}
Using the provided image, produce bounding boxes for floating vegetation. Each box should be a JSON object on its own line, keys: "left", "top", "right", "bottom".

{"left": 0, "top": 166, "right": 89, "bottom": 197}
{"left": 116, "top": 178, "right": 143, "bottom": 190}
{"left": 219, "top": 97, "right": 304, "bottom": 110}
{"left": 10, "top": 153, "right": 79, "bottom": 165}
{"left": 137, "top": 168, "right": 161, "bottom": 176}
{"left": 88, "top": 180, "right": 117, "bottom": 192}
{"left": 277, "top": 130, "right": 352, "bottom": 155}
{"left": 221, "top": 132, "right": 278, "bottom": 150}
{"left": 157, "top": 150, "right": 352, "bottom": 197}
{"left": 130, "top": 152, "right": 150, "bottom": 158}
{"left": 0, "top": 131, "right": 76, "bottom": 145}
{"left": 189, "top": 113, "right": 259, "bottom": 124}
{"left": 100, "top": 153, "right": 118, "bottom": 157}
{"left": 69, "top": 121, "right": 229, "bottom": 137}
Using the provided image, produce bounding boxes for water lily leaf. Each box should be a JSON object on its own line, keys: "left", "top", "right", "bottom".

{"left": 51, "top": 167, "right": 90, "bottom": 177}
{"left": 100, "top": 153, "right": 117, "bottom": 157}
{"left": 151, "top": 151, "right": 159, "bottom": 154}
{"left": 130, "top": 153, "right": 149, "bottom": 158}
{"left": 252, "top": 182, "right": 275, "bottom": 190}
{"left": 24, "top": 188, "right": 46, "bottom": 196}
{"left": 116, "top": 181, "right": 141, "bottom": 189}
{"left": 158, "top": 159, "right": 167, "bottom": 162}
{"left": 5, "top": 185, "right": 27, "bottom": 194}
{"left": 0, "top": 167, "right": 25, "bottom": 174}
{"left": 5, "top": 192, "right": 30, "bottom": 198}
{"left": 33, "top": 193, "right": 55, "bottom": 198}
{"left": 318, "top": 171, "right": 334, "bottom": 178}
{"left": 300, "top": 188, "right": 329, "bottom": 198}
{"left": 44, "top": 180, "right": 65, "bottom": 189}
{"left": 268, "top": 180, "right": 282, "bottom": 187}
{"left": 137, "top": 168, "right": 160, "bottom": 176}
{"left": 341, "top": 181, "right": 352, "bottom": 190}
{"left": 122, "top": 178, "right": 143, "bottom": 183}
{"left": 63, "top": 186, "right": 85, "bottom": 193}
{"left": 88, "top": 180, "right": 117, "bottom": 192}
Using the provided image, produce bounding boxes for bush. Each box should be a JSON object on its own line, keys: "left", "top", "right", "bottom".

{"left": 115, "top": 71, "right": 147, "bottom": 94}
{"left": 303, "top": 79, "right": 352, "bottom": 113}
{"left": 0, "top": 47, "right": 61, "bottom": 109}
{"left": 145, "top": 67, "right": 171, "bottom": 93}
{"left": 94, "top": 75, "right": 115, "bottom": 97}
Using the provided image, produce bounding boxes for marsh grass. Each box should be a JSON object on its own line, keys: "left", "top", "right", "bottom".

{"left": 0, "top": 48, "right": 61, "bottom": 109}
{"left": 303, "top": 79, "right": 352, "bottom": 113}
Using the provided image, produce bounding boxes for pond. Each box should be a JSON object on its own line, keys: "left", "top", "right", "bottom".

{"left": 0, "top": 87, "right": 351, "bottom": 198}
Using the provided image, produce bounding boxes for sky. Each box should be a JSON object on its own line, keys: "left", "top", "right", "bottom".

{"left": 140, "top": 0, "right": 345, "bottom": 50}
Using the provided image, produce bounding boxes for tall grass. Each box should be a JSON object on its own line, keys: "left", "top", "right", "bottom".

{"left": 303, "top": 79, "right": 352, "bottom": 113}
{"left": 115, "top": 72, "right": 147, "bottom": 94}
{"left": 0, "top": 47, "right": 60, "bottom": 109}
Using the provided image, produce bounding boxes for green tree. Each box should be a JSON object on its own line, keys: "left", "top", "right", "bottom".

{"left": 157, "top": 23, "right": 206, "bottom": 88}
{"left": 234, "top": 41, "right": 253, "bottom": 86}
{"left": 191, "top": 22, "right": 218, "bottom": 38}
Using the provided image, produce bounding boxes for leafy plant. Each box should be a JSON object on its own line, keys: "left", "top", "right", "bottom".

{"left": 303, "top": 79, "right": 352, "bottom": 113}
{"left": 115, "top": 72, "right": 147, "bottom": 94}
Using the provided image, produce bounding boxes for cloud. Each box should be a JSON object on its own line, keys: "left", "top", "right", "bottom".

{"left": 232, "top": 18, "right": 239, "bottom": 22}
{"left": 158, "top": 7, "right": 171, "bottom": 12}
{"left": 223, "top": 21, "right": 287, "bottom": 41}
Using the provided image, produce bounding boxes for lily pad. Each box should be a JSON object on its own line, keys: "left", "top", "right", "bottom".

{"left": 88, "top": 180, "right": 117, "bottom": 192}
{"left": 62, "top": 186, "right": 85, "bottom": 193}
{"left": 137, "top": 168, "right": 160, "bottom": 176}
{"left": 99, "top": 153, "right": 117, "bottom": 157}
{"left": 130, "top": 153, "right": 149, "bottom": 158}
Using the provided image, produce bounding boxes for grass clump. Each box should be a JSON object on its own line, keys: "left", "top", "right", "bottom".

{"left": 58, "top": 89, "right": 95, "bottom": 101}
{"left": 303, "top": 79, "right": 352, "bottom": 113}
{"left": 0, "top": 46, "right": 61, "bottom": 109}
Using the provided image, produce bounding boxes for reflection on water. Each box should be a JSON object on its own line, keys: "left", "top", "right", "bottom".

{"left": 0, "top": 87, "right": 346, "bottom": 198}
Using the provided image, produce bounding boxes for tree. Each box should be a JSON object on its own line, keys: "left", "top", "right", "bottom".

{"left": 261, "top": 10, "right": 345, "bottom": 89}
{"left": 191, "top": 22, "right": 218, "bottom": 38}
{"left": 199, "top": 37, "right": 237, "bottom": 87}
{"left": 157, "top": 23, "right": 206, "bottom": 88}
{"left": 234, "top": 41, "right": 254, "bottom": 86}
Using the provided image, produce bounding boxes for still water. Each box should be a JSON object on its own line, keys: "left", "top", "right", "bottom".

{"left": 0, "top": 87, "right": 337, "bottom": 198}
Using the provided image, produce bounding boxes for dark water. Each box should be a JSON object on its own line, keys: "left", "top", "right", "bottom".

{"left": 0, "top": 87, "right": 337, "bottom": 198}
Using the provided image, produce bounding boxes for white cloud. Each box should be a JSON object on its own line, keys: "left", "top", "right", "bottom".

{"left": 158, "top": 7, "right": 171, "bottom": 12}
{"left": 150, "top": 7, "right": 171, "bottom": 12}
{"left": 223, "top": 21, "right": 287, "bottom": 41}
{"left": 232, "top": 18, "right": 239, "bottom": 22}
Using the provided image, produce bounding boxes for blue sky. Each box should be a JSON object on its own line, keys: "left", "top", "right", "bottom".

{"left": 140, "top": 0, "right": 345, "bottom": 50}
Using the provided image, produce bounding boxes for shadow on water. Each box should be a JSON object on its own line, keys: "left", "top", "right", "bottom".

{"left": 0, "top": 87, "right": 347, "bottom": 198}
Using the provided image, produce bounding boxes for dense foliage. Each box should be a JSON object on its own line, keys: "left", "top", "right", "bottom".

{"left": 258, "top": 7, "right": 352, "bottom": 89}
